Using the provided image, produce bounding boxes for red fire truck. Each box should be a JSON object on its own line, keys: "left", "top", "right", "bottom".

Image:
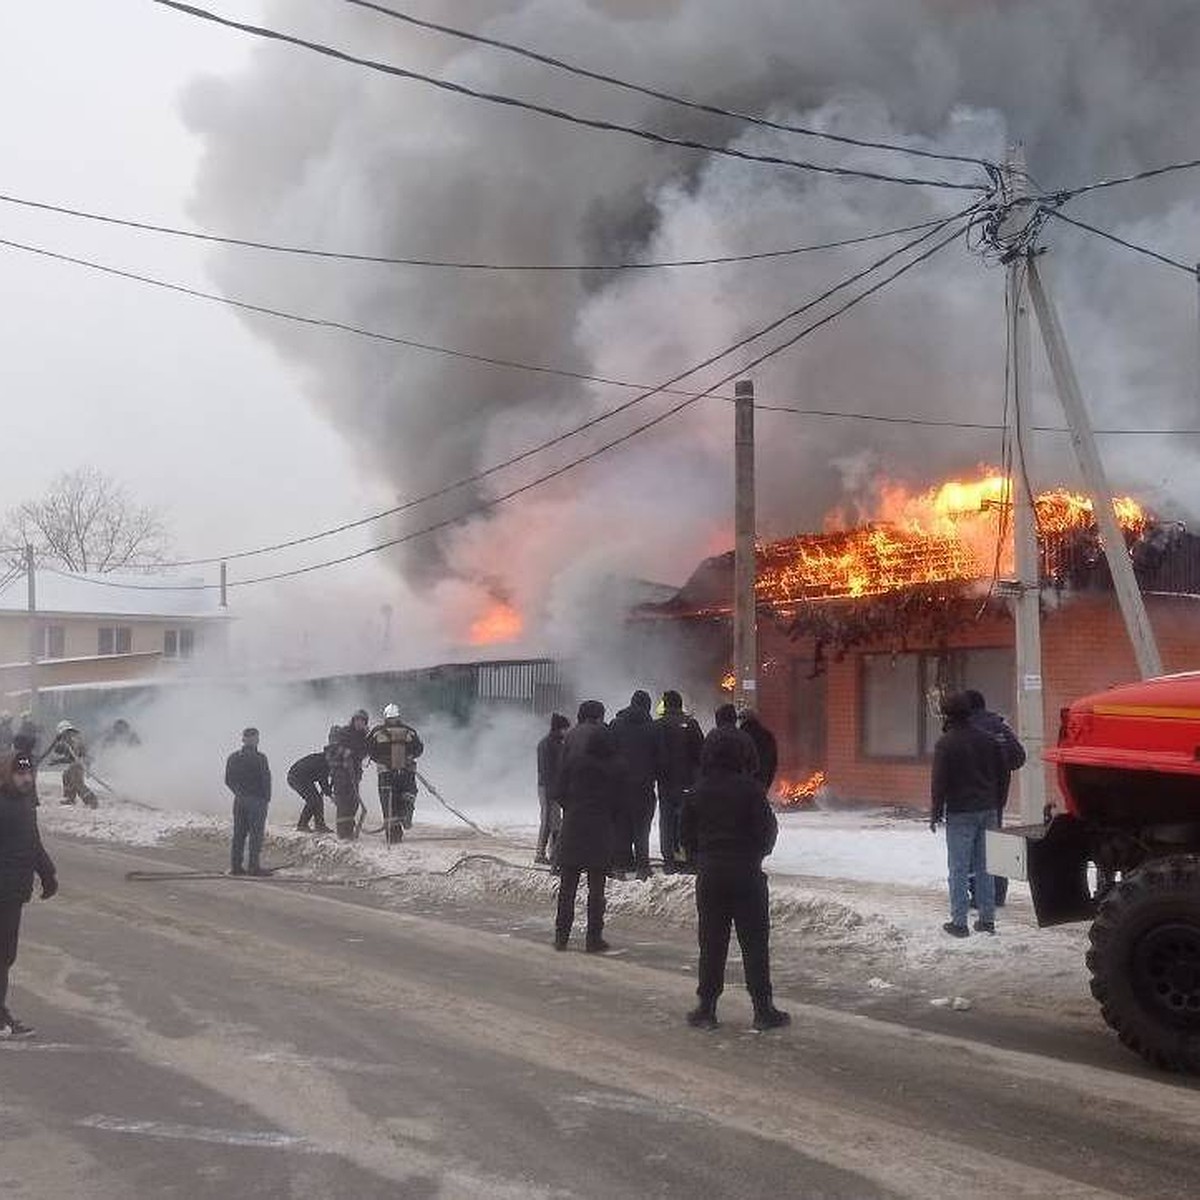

{"left": 989, "top": 672, "right": 1200, "bottom": 1071}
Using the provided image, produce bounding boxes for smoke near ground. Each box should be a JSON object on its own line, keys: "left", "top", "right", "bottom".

{"left": 180, "top": 0, "right": 1200, "bottom": 650}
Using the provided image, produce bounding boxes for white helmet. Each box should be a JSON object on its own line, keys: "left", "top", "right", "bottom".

{"left": 382, "top": 703, "right": 401, "bottom": 721}
{"left": 56, "top": 719, "right": 76, "bottom": 735}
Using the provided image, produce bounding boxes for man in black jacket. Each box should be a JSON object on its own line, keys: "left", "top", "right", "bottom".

{"left": 681, "top": 738, "right": 789, "bottom": 1032}
{"left": 225, "top": 728, "right": 272, "bottom": 876}
{"left": 0, "top": 751, "right": 57, "bottom": 1038}
{"left": 930, "top": 692, "right": 1007, "bottom": 937}
{"left": 739, "top": 710, "right": 779, "bottom": 792}
{"left": 535, "top": 713, "right": 569, "bottom": 865}
{"left": 611, "top": 690, "right": 658, "bottom": 880}
{"left": 287, "top": 746, "right": 332, "bottom": 834}
{"left": 701, "top": 704, "right": 760, "bottom": 778}
{"left": 654, "top": 691, "right": 703, "bottom": 874}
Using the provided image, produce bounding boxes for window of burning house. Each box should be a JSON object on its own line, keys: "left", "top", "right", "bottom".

{"left": 861, "top": 648, "right": 1014, "bottom": 760}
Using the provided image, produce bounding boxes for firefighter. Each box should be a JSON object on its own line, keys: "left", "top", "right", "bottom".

{"left": 367, "top": 704, "right": 424, "bottom": 844}
{"left": 47, "top": 721, "right": 97, "bottom": 809}
{"left": 326, "top": 726, "right": 361, "bottom": 841}
{"left": 287, "top": 741, "right": 332, "bottom": 834}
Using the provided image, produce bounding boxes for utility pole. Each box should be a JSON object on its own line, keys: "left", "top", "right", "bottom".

{"left": 1026, "top": 255, "right": 1163, "bottom": 679}
{"left": 220, "top": 560, "right": 228, "bottom": 609}
{"left": 733, "top": 378, "right": 758, "bottom": 710}
{"left": 1004, "top": 146, "right": 1047, "bottom": 824}
{"left": 25, "top": 544, "right": 38, "bottom": 714}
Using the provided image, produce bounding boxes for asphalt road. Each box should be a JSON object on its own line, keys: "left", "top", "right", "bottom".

{"left": 3, "top": 840, "right": 1200, "bottom": 1199}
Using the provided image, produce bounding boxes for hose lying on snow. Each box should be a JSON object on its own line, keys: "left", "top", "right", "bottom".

{"left": 124, "top": 853, "right": 549, "bottom": 886}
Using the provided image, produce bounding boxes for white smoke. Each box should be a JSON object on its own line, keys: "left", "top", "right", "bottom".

{"left": 179, "top": 0, "right": 1200, "bottom": 655}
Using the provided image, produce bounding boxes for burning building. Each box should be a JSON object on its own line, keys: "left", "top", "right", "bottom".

{"left": 635, "top": 473, "right": 1200, "bottom": 810}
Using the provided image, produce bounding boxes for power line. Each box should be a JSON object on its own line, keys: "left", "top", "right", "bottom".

{"left": 152, "top": 1, "right": 987, "bottom": 192}
{"left": 139, "top": 207, "right": 981, "bottom": 568}
{"left": 1041, "top": 207, "right": 1197, "bottom": 276}
{"left": 756, "top": 404, "right": 1199, "bottom": 435}
{"left": 54, "top": 214, "right": 975, "bottom": 591}
{"left": 0, "top": 192, "right": 953, "bottom": 271}
{"left": 339, "top": 0, "right": 993, "bottom": 172}
{"left": 1045, "top": 157, "right": 1200, "bottom": 202}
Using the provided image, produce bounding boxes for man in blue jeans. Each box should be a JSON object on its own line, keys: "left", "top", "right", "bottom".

{"left": 225, "top": 728, "right": 272, "bottom": 876}
{"left": 930, "top": 692, "right": 1007, "bottom": 937}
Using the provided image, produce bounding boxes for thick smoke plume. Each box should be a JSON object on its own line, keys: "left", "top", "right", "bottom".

{"left": 181, "top": 0, "right": 1200, "bottom": 652}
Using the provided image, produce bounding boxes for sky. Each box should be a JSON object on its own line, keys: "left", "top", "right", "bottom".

{"left": 3, "top": 1, "right": 1199, "bottom": 672}
{"left": 0, "top": 0, "right": 405, "bottom": 662}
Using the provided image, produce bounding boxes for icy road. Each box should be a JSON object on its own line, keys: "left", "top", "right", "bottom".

{"left": 3, "top": 834, "right": 1200, "bottom": 1199}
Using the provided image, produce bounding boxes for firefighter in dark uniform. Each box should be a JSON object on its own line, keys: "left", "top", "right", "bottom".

{"left": 287, "top": 741, "right": 332, "bottom": 834}
{"left": 367, "top": 704, "right": 424, "bottom": 844}
{"left": 326, "top": 726, "right": 361, "bottom": 841}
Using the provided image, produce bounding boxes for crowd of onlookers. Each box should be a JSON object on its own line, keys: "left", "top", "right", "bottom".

{"left": 538, "top": 690, "right": 791, "bottom": 1031}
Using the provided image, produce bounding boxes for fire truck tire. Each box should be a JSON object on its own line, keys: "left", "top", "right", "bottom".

{"left": 1086, "top": 855, "right": 1200, "bottom": 1073}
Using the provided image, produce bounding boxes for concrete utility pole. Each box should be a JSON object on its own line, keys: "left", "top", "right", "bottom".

{"left": 1026, "top": 255, "right": 1164, "bottom": 679}
{"left": 25, "top": 544, "right": 38, "bottom": 713}
{"left": 1004, "top": 146, "right": 1047, "bottom": 824}
{"left": 732, "top": 379, "right": 758, "bottom": 710}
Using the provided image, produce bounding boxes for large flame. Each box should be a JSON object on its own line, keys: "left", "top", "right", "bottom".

{"left": 757, "top": 470, "right": 1146, "bottom": 606}
{"left": 468, "top": 601, "right": 523, "bottom": 646}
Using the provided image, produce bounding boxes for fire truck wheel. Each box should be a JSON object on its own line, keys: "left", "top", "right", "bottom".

{"left": 1087, "top": 855, "right": 1200, "bottom": 1072}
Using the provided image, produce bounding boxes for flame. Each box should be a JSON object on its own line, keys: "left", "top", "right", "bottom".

{"left": 468, "top": 602, "right": 523, "bottom": 646}
{"left": 719, "top": 671, "right": 736, "bottom": 693}
{"left": 756, "top": 470, "right": 1148, "bottom": 606}
{"left": 773, "top": 771, "right": 826, "bottom": 810}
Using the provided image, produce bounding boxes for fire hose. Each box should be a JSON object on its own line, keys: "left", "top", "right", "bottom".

{"left": 124, "top": 853, "right": 537, "bottom": 885}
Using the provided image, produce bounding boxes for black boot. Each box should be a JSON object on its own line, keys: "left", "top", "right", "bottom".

{"left": 686, "top": 998, "right": 719, "bottom": 1030}
{"left": 751, "top": 994, "right": 791, "bottom": 1032}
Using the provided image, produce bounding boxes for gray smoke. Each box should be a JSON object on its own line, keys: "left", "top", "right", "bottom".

{"left": 181, "top": 0, "right": 1200, "bottom": 642}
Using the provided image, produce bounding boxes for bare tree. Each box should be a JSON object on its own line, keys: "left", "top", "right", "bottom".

{"left": 2, "top": 467, "right": 170, "bottom": 573}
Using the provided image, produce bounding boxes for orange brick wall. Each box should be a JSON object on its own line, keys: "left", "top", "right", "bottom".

{"left": 754, "top": 594, "right": 1200, "bottom": 810}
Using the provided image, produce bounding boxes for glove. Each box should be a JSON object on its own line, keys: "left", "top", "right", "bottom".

{"left": 40, "top": 875, "right": 58, "bottom": 900}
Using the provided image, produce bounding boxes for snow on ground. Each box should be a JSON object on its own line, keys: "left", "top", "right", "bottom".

{"left": 39, "top": 787, "right": 1095, "bottom": 1019}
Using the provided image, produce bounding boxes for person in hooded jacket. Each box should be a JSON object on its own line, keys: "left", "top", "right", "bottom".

{"left": 964, "top": 688, "right": 1026, "bottom": 908}
{"left": 930, "top": 692, "right": 1007, "bottom": 937}
{"left": 739, "top": 710, "right": 779, "bottom": 792}
{"left": 610, "top": 690, "right": 658, "bottom": 880}
{"left": 680, "top": 736, "right": 789, "bottom": 1032}
{"left": 553, "top": 723, "right": 622, "bottom": 952}
{"left": 0, "top": 750, "right": 57, "bottom": 1038}
{"left": 653, "top": 691, "right": 703, "bottom": 874}
{"left": 701, "top": 704, "right": 760, "bottom": 778}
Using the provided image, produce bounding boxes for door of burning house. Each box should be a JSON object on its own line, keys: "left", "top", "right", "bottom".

{"left": 790, "top": 658, "right": 827, "bottom": 773}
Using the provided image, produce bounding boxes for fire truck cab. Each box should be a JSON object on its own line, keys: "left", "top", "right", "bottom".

{"left": 988, "top": 671, "right": 1200, "bottom": 1071}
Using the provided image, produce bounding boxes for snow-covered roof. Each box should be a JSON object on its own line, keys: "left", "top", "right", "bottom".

{"left": 0, "top": 569, "right": 228, "bottom": 620}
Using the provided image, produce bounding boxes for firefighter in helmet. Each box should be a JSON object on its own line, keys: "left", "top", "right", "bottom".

{"left": 367, "top": 704, "right": 423, "bottom": 844}
{"left": 48, "top": 719, "right": 98, "bottom": 808}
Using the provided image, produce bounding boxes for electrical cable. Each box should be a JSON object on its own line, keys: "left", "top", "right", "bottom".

{"left": 339, "top": 0, "right": 993, "bottom": 171}
{"left": 45, "top": 212, "right": 976, "bottom": 592}
{"left": 1043, "top": 157, "right": 1200, "bottom": 202}
{"left": 1041, "top": 207, "right": 1196, "bottom": 276}
{"left": 0, "top": 192, "right": 955, "bottom": 272}
{"left": 15, "top": 203, "right": 976, "bottom": 570}
{"left": 152, "top": 1, "right": 987, "bottom": 192}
